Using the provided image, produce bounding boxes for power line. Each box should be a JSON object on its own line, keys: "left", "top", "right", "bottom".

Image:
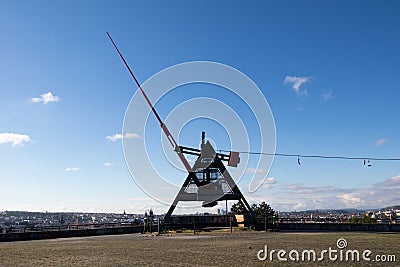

{"left": 218, "top": 150, "right": 400, "bottom": 161}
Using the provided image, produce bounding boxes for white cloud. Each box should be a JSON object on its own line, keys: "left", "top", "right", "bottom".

{"left": 65, "top": 167, "right": 79, "bottom": 172}
{"left": 106, "top": 133, "right": 140, "bottom": 142}
{"left": 104, "top": 162, "right": 113, "bottom": 167}
{"left": 374, "top": 138, "right": 387, "bottom": 147}
{"left": 247, "top": 172, "right": 400, "bottom": 211}
{"left": 284, "top": 76, "right": 310, "bottom": 95}
{"left": 265, "top": 177, "right": 277, "bottom": 184}
{"left": 339, "top": 193, "right": 364, "bottom": 205}
{"left": 293, "top": 202, "right": 306, "bottom": 210}
{"left": 374, "top": 175, "right": 400, "bottom": 187}
{"left": 246, "top": 167, "right": 266, "bottom": 174}
{"left": 262, "top": 177, "right": 277, "bottom": 189}
{"left": 323, "top": 89, "right": 333, "bottom": 101}
{"left": 0, "top": 133, "right": 31, "bottom": 147}
{"left": 30, "top": 92, "right": 61, "bottom": 104}
{"left": 284, "top": 183, "right": 334, "bottom": 192}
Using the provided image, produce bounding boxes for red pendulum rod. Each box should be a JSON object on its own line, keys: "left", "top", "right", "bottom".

{"left": 106, "top": 32, "right": 192, "bottom": 172}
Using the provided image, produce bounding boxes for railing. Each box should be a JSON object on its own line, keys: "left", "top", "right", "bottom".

{"left": 0, "top": 222, "right": 141, "bottom": 234}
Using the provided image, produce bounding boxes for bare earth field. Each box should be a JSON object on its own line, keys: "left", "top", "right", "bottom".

{"left": 0, "top": 230, "right": 398, "bottom": 266}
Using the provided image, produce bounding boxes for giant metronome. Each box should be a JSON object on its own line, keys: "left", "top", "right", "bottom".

{"left": 107, "top": 32, "right": 259, "bottom": 226}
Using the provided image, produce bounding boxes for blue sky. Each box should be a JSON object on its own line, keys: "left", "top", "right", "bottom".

{"left": 0, "top": 1, "right": 399, "bottom": 213}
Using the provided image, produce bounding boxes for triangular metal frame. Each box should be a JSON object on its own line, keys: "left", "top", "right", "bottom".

{"left": 163, "top": 140, "right": 259, "bottom": 226}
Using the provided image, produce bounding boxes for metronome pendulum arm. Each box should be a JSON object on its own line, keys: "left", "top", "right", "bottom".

{"left": 106, "top": 32, "right": 192, "bottom": 172}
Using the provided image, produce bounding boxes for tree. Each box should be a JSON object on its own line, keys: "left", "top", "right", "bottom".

{"left": 347, "top": 215, "right": 376, "bottom": 224}
{"left": 252, "top": 201, "right": 275, "bottom": 220}
{"left": 231, "top": 201, "right": 275, "bottom": 219}
{"left": 231, "top": 201, "right": 245, "bottom": 215}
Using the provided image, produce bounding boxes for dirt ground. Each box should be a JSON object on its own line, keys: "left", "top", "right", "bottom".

{"left": 0, "top": 230, "right": 398, "bottom": 266}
